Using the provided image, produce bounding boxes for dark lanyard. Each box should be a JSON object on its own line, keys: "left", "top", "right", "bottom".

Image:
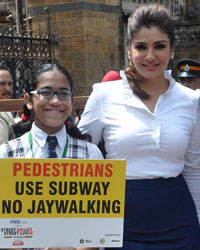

{"left": 28, "top": 131, "right": 69, "bottom": 158}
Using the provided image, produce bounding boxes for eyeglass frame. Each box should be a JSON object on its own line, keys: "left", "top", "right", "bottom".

{"left": 30, "top": 88, "right": 72, "bottom": 100}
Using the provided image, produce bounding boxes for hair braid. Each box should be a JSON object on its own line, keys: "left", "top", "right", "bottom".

{"left": 125, "top": 61, "right": 149, "bottom": 99}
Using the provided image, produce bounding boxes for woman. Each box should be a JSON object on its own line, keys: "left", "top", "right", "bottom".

{"left": 78, "top": 3, "right": 200, "bottom": 250}
{"left": 0, "top": 63, "right": 102, "bottom": 250}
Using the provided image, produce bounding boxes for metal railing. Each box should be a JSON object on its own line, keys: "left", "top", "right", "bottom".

{"left": 0, "top": 8, "right": 58, "bottom": 98}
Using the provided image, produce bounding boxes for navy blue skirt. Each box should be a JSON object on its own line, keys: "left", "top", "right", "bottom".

{"left": 106, "top": 174, "right": 200, "bottom": 250}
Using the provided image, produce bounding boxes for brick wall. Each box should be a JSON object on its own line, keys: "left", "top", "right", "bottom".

{"left": 27, "top": 0, "right": 124, "bottom": 96}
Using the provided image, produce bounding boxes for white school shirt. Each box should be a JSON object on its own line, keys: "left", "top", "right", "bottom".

{"left": 28, "top": 123, "right": 67, "bottom": 158}
{"left": 0, "top": 122, "right": 103, "bottom": 159}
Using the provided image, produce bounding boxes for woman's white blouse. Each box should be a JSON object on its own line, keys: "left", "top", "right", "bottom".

{"left": 78, "top": 70, "right": 200, "bottom": 178}
{"left": 0, "top": 123, "right": 103, "bottom": 160}
{"left": 78, "top": 70, "right": 200, "bottom": 220}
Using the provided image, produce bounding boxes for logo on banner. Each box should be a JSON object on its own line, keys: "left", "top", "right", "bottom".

{"left": 13, "top": 240, "right": 24, "bottom": 246}
{"left": 10, "top": 220, "right": 28, "bottom": 226}
{"left": 0, "top": 227, "right": 33, "bottom": 238}
{"left": 99, "top": 238, "right": 106, "bottom": 244}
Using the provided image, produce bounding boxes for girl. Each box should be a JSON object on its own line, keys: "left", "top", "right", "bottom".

{"left": 0, "top": 63, "right": 102, "bottom": 250}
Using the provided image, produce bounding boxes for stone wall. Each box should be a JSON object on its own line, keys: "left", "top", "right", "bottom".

{"left": 0, "top": 0, "right": 15, "bottom": 10}
{"left": 27, "top": 0, "right": 124, "bottom": 96}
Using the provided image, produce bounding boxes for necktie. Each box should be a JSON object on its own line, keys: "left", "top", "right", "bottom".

{"left": 47, "top": 136, "right": 58, "bottom": 158}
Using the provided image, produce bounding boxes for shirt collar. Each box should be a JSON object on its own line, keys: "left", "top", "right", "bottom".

{"left": 31, "top": 122, "right": 67, "bottom": 149}
{"left": 120, "top": 70, "right": 176, "bottom": 108}
{"left": 163, "top": 70, "right": 176, "bottom": 94}
{"left": 120, "top": 70, "right": 145, "bottom": 108}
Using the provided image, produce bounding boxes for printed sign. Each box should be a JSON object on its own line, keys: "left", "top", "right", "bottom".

{"left": 0, "top": 159, "right": 126, "bottom": 248}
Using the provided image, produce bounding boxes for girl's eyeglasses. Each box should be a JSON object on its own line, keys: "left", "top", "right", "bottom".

{"left": 30, "top": 89, "right": 72, "bottom": 100}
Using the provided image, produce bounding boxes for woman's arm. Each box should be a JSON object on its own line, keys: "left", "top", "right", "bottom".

{"left": 183, "top": 95, "right": 200, "bottom": 222}
{"left": 78, "top": 84, "right": 104, "bottom": 145}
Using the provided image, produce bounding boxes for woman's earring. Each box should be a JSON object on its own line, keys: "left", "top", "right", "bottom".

{"left": 170, "top": 54, "right": 174, "bottom": 59}
{"left": 128, "top": 55, "right": 131, "bottom": 60}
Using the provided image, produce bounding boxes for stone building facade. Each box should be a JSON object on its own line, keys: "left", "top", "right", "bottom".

{"left": 1, "top": 0, "right": 200, "bottom": 94}
{"left": 0, "top": 0, "right": 15, "bottom": 10}
{"left": 28, "top": 0, "right": 124, "bottom": 95}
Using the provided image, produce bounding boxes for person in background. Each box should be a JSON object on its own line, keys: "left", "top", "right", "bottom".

{"left": 177, "top": 58, "right": 200, "bottom": 89}
{"left": 78, "top": 3, "right": 200, "bottom": 249}
{"left": 0, "top": 62, "right": 15, "bottom": 144}
{"left": 74, "top": 108, "right": 84, "bottom": 126}
{"left": 102, "top": 71, "right": 122, "bottom": 82}
{"left": 0, "top": 63, "right": 103, "bottom": 250}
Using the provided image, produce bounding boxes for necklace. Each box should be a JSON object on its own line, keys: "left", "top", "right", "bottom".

{"left": 28, "top": 131, "right": 69, "bottom": 158}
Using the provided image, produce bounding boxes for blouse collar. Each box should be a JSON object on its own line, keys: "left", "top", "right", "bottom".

{"left": 120, "top": 70, "right": 176, "bottom": 108}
